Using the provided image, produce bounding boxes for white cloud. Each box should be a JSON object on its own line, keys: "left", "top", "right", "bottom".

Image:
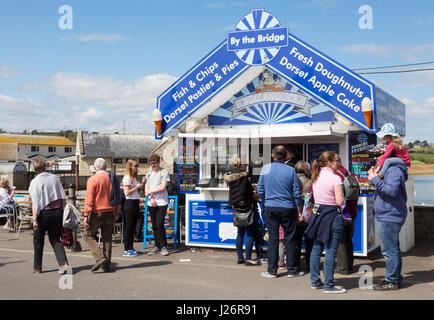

{"left": 61, "top": 33, "right": 128, "bottom": 42}
{"left": 296, "top": 0, "right": 342, "bottom": 8}
{"left": 340, "top": 43, "right": 434, "bottom": 62}
{"left": 50, "top": 72, "right": 177, "bottom": 112}
{"left": 204, "top": 1, "right": 254, "bottom": 8}
{"left": 0, "top": 71, "right": 177, "bottom": 134}
{"left": 402, "top": 96, "right": 434, "bottom": 117}
{"left": 0, "top": 65, "right": 18, "bottom": 78}
{"left": 79, "top": 108, "right": 105, "bottom": 122}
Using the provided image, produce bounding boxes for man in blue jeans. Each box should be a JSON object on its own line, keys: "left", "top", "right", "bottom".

{"left": 257, "top": 145, "right": 303, "bottom": 278}
{"left": 368, "top": 156, "right": 408, "bottom": 290}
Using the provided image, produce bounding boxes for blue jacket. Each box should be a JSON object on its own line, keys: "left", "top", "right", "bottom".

{"left": 304, "top": 204, "right": 340, "bottom": 244}
{"left": 371, "top": 162, "right": 408, "bottom": 224}
{"left": 257, "top": 161, "right": 302, "bottom": 209}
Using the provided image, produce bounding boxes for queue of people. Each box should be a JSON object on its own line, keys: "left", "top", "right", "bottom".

{"left": 17, "top": 123, "right": 408, "bottom": 293}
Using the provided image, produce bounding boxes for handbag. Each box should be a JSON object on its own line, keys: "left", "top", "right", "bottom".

{"left": 342, "top": 205, "right": 353, "bottom": 225}
{"left": 301, "top": 191, "right": 313, "bottom": 223}
{"left": 232, "top": 208, "right": 254, "bottom": 228}
{"left": 61, "top": 227, "right": 74, "bottom": 248}
{"left": 63, "top": 202, "right": 81, "bottom": 230}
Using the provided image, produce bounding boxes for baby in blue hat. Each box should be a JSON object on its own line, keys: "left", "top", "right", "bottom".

{"left": 375, "top": 123, "right": 411, "bottom": 179}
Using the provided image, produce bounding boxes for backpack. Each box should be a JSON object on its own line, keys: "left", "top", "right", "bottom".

{"left": 108, "top": 171, "right": 120, "bottom": 206}
{"left": 336, "top": 170, "right": 360, "bottom": 201}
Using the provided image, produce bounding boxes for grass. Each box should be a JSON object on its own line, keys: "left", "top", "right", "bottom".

{"left": 409, "top": 153, "right": 434, "bottom": 165}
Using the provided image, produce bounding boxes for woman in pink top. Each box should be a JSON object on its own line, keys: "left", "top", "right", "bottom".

{"left": 306, "top": 151, "right": 346, "bottom": 294}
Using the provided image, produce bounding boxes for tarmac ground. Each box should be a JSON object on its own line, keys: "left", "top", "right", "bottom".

{"left": 0, "top": 223, "right": 433, "bottom": 302}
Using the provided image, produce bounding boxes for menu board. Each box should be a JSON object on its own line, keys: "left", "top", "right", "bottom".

{"left": 178, "top": 138, "right": 200, "bottom": 193}
{"left": 143, "top": 196, "right": 178, "bottom": 248}
{"left": 188, "top": 200, "right": 236, "bottom": 247}
{"left": 307, "top": 143, "right": 340, "bottom": 164}
{"left": 349, "top": 131, "right": 377, "bottom": 194}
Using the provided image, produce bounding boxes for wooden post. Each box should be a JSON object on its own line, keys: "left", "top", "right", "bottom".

{"left": 75, "top": 162, "right": 79, "bottom": 191}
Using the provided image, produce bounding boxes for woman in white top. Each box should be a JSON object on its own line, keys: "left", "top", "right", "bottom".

{"left": 0, "top": 179, "right": 16, "bottom": 231}
{"left": 122, "top": 159, "right": 145, "bottom": 257}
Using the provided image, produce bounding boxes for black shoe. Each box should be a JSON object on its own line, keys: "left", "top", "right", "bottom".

{"left": 373, "top": 280, "right": 399, "bottom": 291}
{"left": 91, "top": 257, "right": 109, "bottom": 272}
{"left": 237, "top": 259, "right": 245, "bottom": 264}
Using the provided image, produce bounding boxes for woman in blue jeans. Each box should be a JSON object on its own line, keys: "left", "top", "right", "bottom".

{"left": 224, "top": 157, "right": 258, "bottom": 266}
{"left": 305, "top": 151, "right": 346, "bottom": 294}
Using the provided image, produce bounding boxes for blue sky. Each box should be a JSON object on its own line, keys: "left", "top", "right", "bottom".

{"left": 0, "top": 0, "right": 433, "bottom": 142}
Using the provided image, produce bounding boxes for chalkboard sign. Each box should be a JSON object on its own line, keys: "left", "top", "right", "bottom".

{"left": 348, "top": 131, "right": 377, "bottom": 194}
{"left": 178, "top": 138, "right": 200, "bottom": 193}
{"left": 307, "top": 143, "right": 340, "bottom": 164}
{"left": 143, "top": 196, "right": 178, "bottom": 248}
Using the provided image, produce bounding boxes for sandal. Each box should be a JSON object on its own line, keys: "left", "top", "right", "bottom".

{"left": 245, "top": 260, "right": 259, "bottom": 266}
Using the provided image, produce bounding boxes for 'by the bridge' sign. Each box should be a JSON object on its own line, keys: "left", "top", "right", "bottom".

{"left": 155, "top": 8, "right": 377, "bottom": 139}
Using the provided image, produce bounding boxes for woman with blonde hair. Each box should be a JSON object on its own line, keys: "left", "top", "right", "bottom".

{"left": 122, "top": 159, "right": 145, "bottom": 257}
{"left": 305, "top": 151, "right": 346, "bottom": 293}
{"left": 0, "top": 179, "right": 16, "bottom": 231}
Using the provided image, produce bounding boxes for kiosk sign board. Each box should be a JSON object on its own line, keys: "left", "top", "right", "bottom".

{"left": 267, "top": 34, "right": 376, "bottom": 133}
{"left": 156, "top": 42, "right": 249, "bottom": 139}
{"left": 156, "top": 8, "right": 378, "bottom": 138}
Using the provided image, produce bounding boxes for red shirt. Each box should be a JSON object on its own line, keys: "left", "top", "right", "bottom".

{"left": 377, "top": 141, "right": 411, "bottom": 168}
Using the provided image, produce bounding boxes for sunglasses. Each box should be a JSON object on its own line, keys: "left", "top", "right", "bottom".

{"left": 133, "top": 165, "right": 139, "bottom": 168}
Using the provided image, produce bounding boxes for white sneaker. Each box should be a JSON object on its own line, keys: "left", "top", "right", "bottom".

{"left": 260, "top": 271, "right": 277, "bottom": 278}
{"left": 148, "top": 247, "right": 160, "bottom": 255}
{"left": 288, "top": 271, "right": 305, "bottom": 278}
{"left": 324, "top": 286, "right": 347, "bottom": 294}
{"left": 160, "top": 247, "right": 169, "bottom": 256}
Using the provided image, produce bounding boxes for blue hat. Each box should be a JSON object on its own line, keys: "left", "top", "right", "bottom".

{"left": 377, "top": 123, "right": 399, "bottom": 138}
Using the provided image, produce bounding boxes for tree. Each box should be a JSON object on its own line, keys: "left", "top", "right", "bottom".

{"left": 407, "top": 142, "right": 414, "bottom": 149}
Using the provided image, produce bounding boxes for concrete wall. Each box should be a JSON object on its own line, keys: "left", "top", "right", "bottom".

{"left": 414, "top": 205, "right": 434, "bottom": 242}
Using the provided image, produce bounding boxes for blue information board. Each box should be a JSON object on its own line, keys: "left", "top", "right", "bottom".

{"left": 188, "top": 200, "right": 237, "bottom": 247}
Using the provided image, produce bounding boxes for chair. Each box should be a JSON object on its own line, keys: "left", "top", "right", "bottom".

{"left": 97, "top": 221, "right": 123, "bottom": 245}
{"left": 16, "top": 203, "right": 33, "bottom": 239}
{"left": 113, "top": 221, "right": 124, "bottom": 243}
{"left": 0, "top": 200, "right": 17, "bottom": 232}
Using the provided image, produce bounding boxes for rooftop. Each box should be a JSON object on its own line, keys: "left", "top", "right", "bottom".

{"left": 0, "top": 134, "right": 75, "bottom": 146}
{"left": 80, "top": 132, "right": 164, "bottom": 158}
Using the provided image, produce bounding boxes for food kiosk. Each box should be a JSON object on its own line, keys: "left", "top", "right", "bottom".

{"left": 154, "top": 9, "right": 414, "bottom": 256}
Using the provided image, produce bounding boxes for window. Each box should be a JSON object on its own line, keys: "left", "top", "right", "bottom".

{"left": 113, "top": 158, "right": 123, "bottom": 164}
{"left": 139, "top": 158, "right": 147, "bottom": 164}
{"left": 65, "top": 147, "right": 72, "bottom": 153}
{"left": 48, "top": 146, "right": 56, "bottom": 153}
{"left": 31, "top": 146, "right": 39, "bottom": 152}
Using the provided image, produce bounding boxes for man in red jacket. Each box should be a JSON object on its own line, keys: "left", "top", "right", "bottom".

{"left": 84, "top": 158, "right": 120, "bottom": 272}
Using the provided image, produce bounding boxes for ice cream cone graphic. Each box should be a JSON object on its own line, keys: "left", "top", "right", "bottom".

{"left": 153, "top": 109, "right": 163, "bottom": 136}
{"left": 361, "top": 97, "right": 373, "bottom": 128}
